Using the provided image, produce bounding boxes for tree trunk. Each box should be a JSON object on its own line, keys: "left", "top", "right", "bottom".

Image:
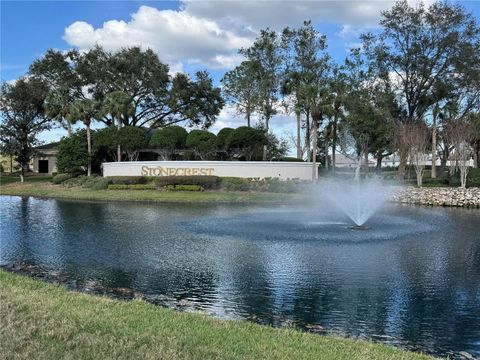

{"left": 10, "top": 154, "right": 13, "bottom": 173}
{"left": 416, "top": 170, "right": 423, "bottom": 187}
{"left": 263, "top": 116, "right": 269, "bottom": 161}
{"left": 66, "top": 121, "right": 72, "bottom": 137}
{"left": 247, "top": 112, "right": 251, "bottom": 128}
{"left": 364, "top": 151, "right": 369, "bottom": 174}
{"left": 312, "top": 112, "right": 319, "bottom": 181}
{"left": 376, "top": 155, "right": 383, "bottom": 172}
{"left": 397, "top": 149, "right": 407, "bottom": 179}
{"left": 305, "top": 112, "right": 311, "bottom": 162}
{"left": 473, "top": 142, "right": 478, "bottom": 168}
{"left": 86, "top": 122, "right": 92, "bottom": 177}
{"left": 431, "top": 117, "right": 437, "bottom": 178}
{"left": 332, "top": 118, "right": 337, "bottom": 176}
{"left": 439, "top": 146, "right": 449, "bottom": 177}
{"left": 296, "top": 111, "right": 301, "bottom": 159}
{"left": 117, "top": 113, "right": 122, "bottom": 162}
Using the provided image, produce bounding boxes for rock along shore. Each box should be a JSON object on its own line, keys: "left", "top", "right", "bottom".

{"left": 392, "top": 187, "right": 480, "bottom": 208}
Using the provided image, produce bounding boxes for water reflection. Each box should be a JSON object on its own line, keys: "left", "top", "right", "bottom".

{"left": 0, "top": 195, "right": 479, "bottom": 358}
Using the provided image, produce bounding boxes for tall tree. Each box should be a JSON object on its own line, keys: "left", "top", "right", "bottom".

{"left": 69, "top": 99, "right": 98, "bottom": 176}
{"left": 0, "top": 78, "right": 49, "bottom": 179}
{"left": 101, "top": 91, "right": 134, "bottom": 161}
{"left": 362, "top": 0, "right": 479, "bottom": 178}
{"left": 221, "top": 61, "right": 259, "bottom": 127}
{"left": 29, "top": 49, "right": 80, "bottom": 136}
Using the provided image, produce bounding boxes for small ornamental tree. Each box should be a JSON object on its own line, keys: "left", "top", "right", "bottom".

{"left": 216, "top": 127, "right": 234, "bottom": 159}
{"left": 226, "top": 126, "right": 267, "bottom": 161}
{"left": 117, "top": 126, "right": 148, "bottom": 161}
{"left": 94, "top": 127, "right": 119, "bottom": 161}
{"left": 149, "top": 126, "right": 188, "bottom": 160}
{"left": 186, "top": 130, "right": 217, "bottom": 160}
{"left": 56, "top": 130, "right": 90, "bottom": 174}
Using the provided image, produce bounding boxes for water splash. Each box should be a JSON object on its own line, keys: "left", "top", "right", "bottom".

{"left": 318, "top": 177, "right": 393, "bottom": 226}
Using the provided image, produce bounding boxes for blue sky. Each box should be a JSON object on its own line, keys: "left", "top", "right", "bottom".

{"left": 1, "top": 0, "right": 479, "bottom": 144}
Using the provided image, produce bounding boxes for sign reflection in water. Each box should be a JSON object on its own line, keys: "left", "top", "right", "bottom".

{"left": 0, "top": 195, "right": 479, "bottom": 358}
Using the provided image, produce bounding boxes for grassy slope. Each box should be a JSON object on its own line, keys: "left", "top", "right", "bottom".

{"left": 0, "top": 180, "right": 294, "bottom": 203}
{"left": 0, "top": 271, "right": 434, "bottom": 360}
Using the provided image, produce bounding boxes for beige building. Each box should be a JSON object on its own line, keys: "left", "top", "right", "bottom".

{"left": 32, "top": 142, "right": 58, "bottom": 174}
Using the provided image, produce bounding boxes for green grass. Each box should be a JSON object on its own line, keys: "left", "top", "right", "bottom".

{"left": 0, "top": 174, "right": 52, "bottom": 185}
{"left": 0, "top": 270, "right": 434, "bottom": 360}
{"left": 0, "top": 180, "right": 297, "bottom": 203}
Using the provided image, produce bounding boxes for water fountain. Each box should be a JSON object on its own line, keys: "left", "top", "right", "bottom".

{"left": 317, "top": 176, "right": 393, "bottom": 228}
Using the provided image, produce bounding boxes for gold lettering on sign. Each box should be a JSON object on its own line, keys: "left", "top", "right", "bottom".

{"left": 140, "top": 166, "right": 215, "bottom": 177}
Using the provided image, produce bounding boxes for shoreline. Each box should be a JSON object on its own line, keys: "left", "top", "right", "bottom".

{"left": 1, "top": 181, "right": 480, "bottom": 208}
{"left": 0, "top": 269, "right": 435, "bottom": 359}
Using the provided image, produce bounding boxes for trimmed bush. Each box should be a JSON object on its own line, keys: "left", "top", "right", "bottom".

{"left": 52, "top": 173, "right": 74, "bottom": 184}
{"left": 62, "top": 175, "right": 90, "bottom": 187}
{"left": 163, "top": 184, "right": 204, "bottom": 192}
{"left": 219, "top": 177, "right": 252, "bottom": 191}
{"left": 154, "top": 176, "right": 219, "bottom": 189}
{"left": 108, "top": 184, "right": 156, "bottom": 190}
{"left": 88, "top": 178, "right": 112, "bottom": 190}
{"left": 108, "top": 176, "right": 149, "bottom": 185}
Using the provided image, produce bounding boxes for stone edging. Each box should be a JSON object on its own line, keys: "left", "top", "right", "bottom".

{"left": 392, "top": 187, "right": 480, "bottom": 208}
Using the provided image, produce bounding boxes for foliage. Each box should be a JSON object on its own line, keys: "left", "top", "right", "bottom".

{"left": 108, "top": 184, "right": 156, "bottom": 190}
{"left": 52, "top": 173, "right": 74, "bottom": 184}
{"left": 163, "top": 184, "right": 204, "bottom": 192}
{"left": 449, "top": 168, "right": 480, "bottom": 188}
{"left": 186, "top": 130, "right": 217, "bottom": 160}
{"left": 216, "top": 127, "right": 234, "bottom": 151}
{"left": 56, "top": 130, "right": 92, "bottom": 174}
{"left": 108, "top": 176, "right": 149, "bottom": 185}
{"left": 116, "top": 126, "right": 148, "bottom": 160}
{"left": 219, "top": 177, "right": 304, "bottom": 193}
{"left": 94, "top": 127, "right": 118, "bottom": 160}
{"left": 0, "top": 77, "right": 50, "bottom": 174}
{"left": 226, "top": 126, "right": 267, "bottom": 160}
{"left": 149, "top": 126, "right": 188, "bottom": 160}
{"left": 154, "top": 175, "right": 219, "bottom": 189}
{"left": 221, "top": 61, "right": 259, "bottom": 127}
{"left": 84, "top": 177, "right": 112, "bottom": 190}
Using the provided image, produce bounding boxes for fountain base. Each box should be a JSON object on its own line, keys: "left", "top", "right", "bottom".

{"left": 349, "top": 225, "right": 370, "bottom": 231}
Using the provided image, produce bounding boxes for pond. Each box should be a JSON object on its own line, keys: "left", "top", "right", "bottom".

{"left": 1, "top": 195, "right": 479, "bottom": 358}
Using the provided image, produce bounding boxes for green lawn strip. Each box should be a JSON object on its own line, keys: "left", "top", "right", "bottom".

{"left": 0, "top": 175, "right": 52, "bottom": 185}
{"left": 0, "top": 270, "right": 434, "bottom": 360}
{"left": 0, "top": 182, "right": 299, "bottom": 203}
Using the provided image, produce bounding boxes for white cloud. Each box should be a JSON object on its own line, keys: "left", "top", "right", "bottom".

{"left": 63, "top": 5, "right": 252, "bottom": 70}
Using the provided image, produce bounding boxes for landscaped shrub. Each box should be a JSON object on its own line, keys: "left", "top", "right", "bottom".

{"left": 219, "top": 177, "right": 252, "bottom": 191}
{"left": 83, "top": 177, "right": 112, "bottom": 190}
{"left": 219, "top": 177, "right": 303, "bottom": 193}
{"left": 449, "top": 168, "right": 480, "bottom": 188}
{"left": 186, "top": 130, "right": 217, "bottom": 160}
{"left": 154, "top": 176, "right": 219, "bottom": 189}
{"left": 108, "top": 184, "right": 156, "bottom": 190}
{"left": 278, "top": 157, "right": 304, "bottom": 162}
{"left": 163, "top": 184, "right": 204, "bottom": 192}
{"left": 62, "top": 175, "right": 90, "bottom": 187}
{"left": 108, "top": 176, "right": 149, "bottom": 185}
{"left": 52, "top": 173, "right": 74, "bottom": 184}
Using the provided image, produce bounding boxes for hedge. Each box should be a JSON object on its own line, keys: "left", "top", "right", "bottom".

{"left": 162, "top": 184, "right": 204, "bottom": 192}
{"left": 154, "top": 176, "right": 219, "bottom": 189}
{"left": 108, "top": 184, "right": 156, "bottom": 190}
{"left": 107, "top": 176, "right": 149, "bottom": 185}
{"left": 52, "top": 173, "right": 74, "bottom": 184}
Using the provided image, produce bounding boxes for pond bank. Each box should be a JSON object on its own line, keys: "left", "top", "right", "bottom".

{"left": 0, "top": 181, "right": 299, "bottom": 204}
{"left": 392, "top": 187, "right": 480, "bottom": 208}
{"left": 0, "top": 270, "right": 434, "bottom": 360}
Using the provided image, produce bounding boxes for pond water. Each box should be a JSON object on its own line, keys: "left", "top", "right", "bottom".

{"left": 1, "top": 195, "right": 479, "bottom": 358}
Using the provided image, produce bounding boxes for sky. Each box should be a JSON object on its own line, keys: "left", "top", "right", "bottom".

{"left": 1, "top": 0, "right": 479, "bottom": 147}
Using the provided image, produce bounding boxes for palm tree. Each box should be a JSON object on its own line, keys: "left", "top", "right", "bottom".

{"left": 101, "top": 91, "right": 134, "bottom": 161}
{"left": 69, "top": 99, "right": 97, "bottom": 176}
{"left": 44, "top": 86, "right": 77, "bottom": 137}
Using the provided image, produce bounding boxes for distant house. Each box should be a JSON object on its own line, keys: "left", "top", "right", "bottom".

{"left": 32, "top": 142, "right": 59, "bottom": 174}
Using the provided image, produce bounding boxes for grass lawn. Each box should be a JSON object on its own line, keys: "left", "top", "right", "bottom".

{"left": 0, "top": 179, "right": 298, "bottom": 204}
{"left": 0, "top": 174, "right": 52, "bottom": 185}
{"left": 0, "top": 270, "right": 434, "bottom": 360}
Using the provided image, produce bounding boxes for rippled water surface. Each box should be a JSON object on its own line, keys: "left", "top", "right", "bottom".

{"left": 1, "top": 195, "right": 479, "bottom": 357}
